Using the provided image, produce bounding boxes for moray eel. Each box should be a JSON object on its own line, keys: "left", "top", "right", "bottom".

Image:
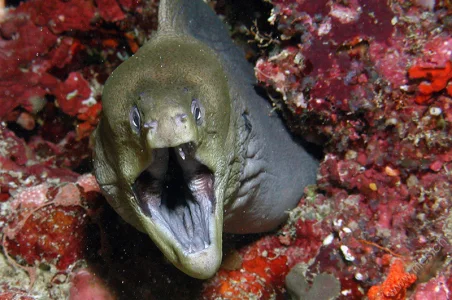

{"left": 93, "top": 0, "right": 318, "bottom": 279}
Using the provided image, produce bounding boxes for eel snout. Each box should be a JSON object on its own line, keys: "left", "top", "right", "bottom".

{"left": 132, "top": 143, "right": 215, "bottom": 254}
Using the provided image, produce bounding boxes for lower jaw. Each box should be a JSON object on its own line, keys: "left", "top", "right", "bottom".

{"left": 134, "top": 205, "right": 223, "bottom": 279}
{"left": 165, "top": 215, "right": 223, "bottom": 279}
{"left": 132, "top": 146, "right": 215, "bottom": 254}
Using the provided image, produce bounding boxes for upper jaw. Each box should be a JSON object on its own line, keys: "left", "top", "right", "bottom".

{"left": 131, "top": 143, "right": 222, "bottom": 278}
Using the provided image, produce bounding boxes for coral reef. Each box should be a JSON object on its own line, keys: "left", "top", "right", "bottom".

{"left": 367, "top": 260, "right": 417, "bottom": 300}
{"left": 246, "top": 0, "right": 452, "bottom": 299}
{"left": 408, "top": 61, "right": 452, "bottom": 104}
{"left": 1, "top": 0, "right": 452, "bottom": 299}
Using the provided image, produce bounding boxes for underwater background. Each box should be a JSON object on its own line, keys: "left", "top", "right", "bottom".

{"left": 0, "top": 0, "right": 451, "bottom": 299}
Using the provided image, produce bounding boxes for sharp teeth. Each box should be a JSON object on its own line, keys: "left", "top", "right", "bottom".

{"left": 178, "top": 147, "right": 186, "bottom": 160}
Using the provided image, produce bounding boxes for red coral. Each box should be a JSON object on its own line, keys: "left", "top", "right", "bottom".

{"left": 124, "top": 32, "right": 140, "bottom": 53}
{"left": 22, "top": 0, "right": 96, "bottom": 34}
{"left": 76, "top": 102, "right": 102, "bottom": 140}
{"left": 55, "top": 72, "right": 93, "bottom": 117}
{"left": 49, "top": 37, "right": 85, "bottom": 69}
{"left": 3, "top": 179, "right": 99, "bottom": 271}
{"left": 367, "top": 259, "right": 417, "bottom": 300}
{"left": 6, "top": 206, "right": 88, "bottom": 270}
{"left": 95, "top": 0, "right": 126, "bottom": 22}
{"left": 0, "top": 125, "right": 83, "bottom": 201}
{"left": 408, "top": 61, "right": 452, "bottom": 104}
{"left": 0, "top": 18, "right": 57, "bottom": 118}
{"left": 202, "top": 216, "right": 326, "bottom": 299}
{"left": 203, "top": 241, "right": 290, "bottom": 299}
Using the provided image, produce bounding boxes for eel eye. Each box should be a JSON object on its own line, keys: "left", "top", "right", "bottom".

{"left": 130, "top": 106, "right": 141, "bottom": 133}
{"left": 191, "top": 99, "right": 202, "bottom": 125}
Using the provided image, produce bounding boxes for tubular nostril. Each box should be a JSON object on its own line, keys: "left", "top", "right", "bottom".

{"left": 144, "top": 121, "right": 158, "bottom": 131}
{"left": 175, "top": 113, "right": 188, "bottom": 125}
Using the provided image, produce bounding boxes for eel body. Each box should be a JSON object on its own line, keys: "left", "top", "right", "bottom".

{"left": 93, "top": 0, "right": 318, "bottom": 279}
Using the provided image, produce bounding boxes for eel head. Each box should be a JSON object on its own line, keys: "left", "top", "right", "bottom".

{"left": 93, "top": 37, "right": 234, "bottom": 279}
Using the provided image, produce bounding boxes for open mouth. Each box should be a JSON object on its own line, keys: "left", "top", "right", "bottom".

{"left": 132, "top": 143, "right": 215, "bottom": 254}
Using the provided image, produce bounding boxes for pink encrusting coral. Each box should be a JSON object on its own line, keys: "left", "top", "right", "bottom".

{"left": 248, "top": 0, "right": 452, "bottom": 299}
{"left": 3, "top": 179, "right": 96, "bottom": 271}
{"left": 0, "top": 0, "right": 159, "bottom": 297}
{"left": 0, "top": 0, "right": 157, "bottom": 141}
{"left": 1, "top": 0, "right": 452, "bottom": 299}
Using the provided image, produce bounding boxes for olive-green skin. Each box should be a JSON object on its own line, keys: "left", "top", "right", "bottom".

{"left": 93, "top": 0, "right": 318, "bottom": 279}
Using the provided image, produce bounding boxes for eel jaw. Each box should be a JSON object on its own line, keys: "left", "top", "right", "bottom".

{"left": 132, "top": 143, "right": 221, "bottom": 278}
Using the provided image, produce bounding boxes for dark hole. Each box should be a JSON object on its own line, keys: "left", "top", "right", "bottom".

{"left": 162, "top": 149, "right": 192, "bottom": 210}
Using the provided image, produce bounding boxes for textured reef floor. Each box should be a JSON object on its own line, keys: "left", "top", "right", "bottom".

{"left": 1, "top": 0, "right": 452, "bottom": 299}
